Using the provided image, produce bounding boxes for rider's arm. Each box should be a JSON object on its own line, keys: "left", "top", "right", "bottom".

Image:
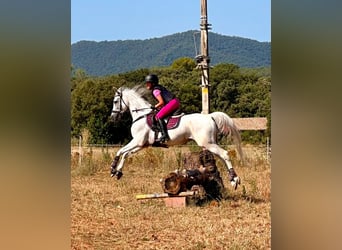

{"left": 154, "top": 94, "right": 165, "bottom": 109}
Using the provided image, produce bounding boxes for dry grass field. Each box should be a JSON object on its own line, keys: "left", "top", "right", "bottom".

{"left": 71, "top": 145, "right": 271, "bottom": 249}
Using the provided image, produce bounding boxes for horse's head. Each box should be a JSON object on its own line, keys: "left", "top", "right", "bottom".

{"left": 110, "top": 88, "right": 128, "bottom": 122}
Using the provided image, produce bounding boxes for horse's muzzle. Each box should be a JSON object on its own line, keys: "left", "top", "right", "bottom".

{"left": 109, "top": 114, "right": 116, "bottom": 122}
{"left": 110, "top": 111, "right": 121, "bottom": 122}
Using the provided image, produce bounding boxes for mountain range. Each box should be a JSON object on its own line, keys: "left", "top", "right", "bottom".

{"left": 71, "top": 30, "right": 271, "bottom": 76}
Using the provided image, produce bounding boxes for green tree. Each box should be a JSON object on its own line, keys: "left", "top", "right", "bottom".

{"left": 171, "top": 57, "right": 196, "bottom": 72}
{"left": 71, "top": 62, "right": 271, "bottom": 145}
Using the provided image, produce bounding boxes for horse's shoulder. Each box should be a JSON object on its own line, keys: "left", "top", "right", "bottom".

{"left": 184, "top": 112, "right": 204, "bottom": 117}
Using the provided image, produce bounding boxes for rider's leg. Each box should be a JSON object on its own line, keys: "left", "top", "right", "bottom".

{"left": 157, "top": 118, "right": 169, "bottom": 142}
{"left": 155, "top": 99, "right": 180, "bottom": 143}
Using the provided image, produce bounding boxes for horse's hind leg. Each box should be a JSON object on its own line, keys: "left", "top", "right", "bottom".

{"left": 203, "top": 144, "right": 241, "bottom": 190}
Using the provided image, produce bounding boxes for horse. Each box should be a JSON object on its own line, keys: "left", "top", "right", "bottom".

{"left": 109, "top": 86, "right": 243, "bottom": 189}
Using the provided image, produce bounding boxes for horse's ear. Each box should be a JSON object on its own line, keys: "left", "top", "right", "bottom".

{"left": 113, "top": 86, "right": 118, "bottom": 93}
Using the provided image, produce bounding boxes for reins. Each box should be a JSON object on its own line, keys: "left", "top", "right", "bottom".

{"left": 132, "top": 108, "right": 156, "bottom": 124}
{"left": 132, "top": 107, "right": 153, "bottom": 112}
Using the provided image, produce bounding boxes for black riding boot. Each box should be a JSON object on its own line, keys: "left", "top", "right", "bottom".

{"left": 157, "top": 119, "right": 170, "bottom": 143}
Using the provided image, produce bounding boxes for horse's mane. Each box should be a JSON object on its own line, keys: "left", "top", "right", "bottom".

{"left": 132, "top": 85, "right": 149, "bottom": 98}
{"left": 118, "top": 85, "right": 150, "bottom": 106}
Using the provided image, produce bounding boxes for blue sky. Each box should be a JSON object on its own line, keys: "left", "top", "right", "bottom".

{"left": 71, "top": 0, "right": 270, "bottom": 44}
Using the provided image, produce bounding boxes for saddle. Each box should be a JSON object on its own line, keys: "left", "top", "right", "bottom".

{"left": 146, "top": 112, "right": 184, "bottom": 131}
{"left": 145, "top": 109, "right": 183, "bottom": 147}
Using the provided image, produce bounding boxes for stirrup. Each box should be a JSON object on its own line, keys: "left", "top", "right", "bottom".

{"left": 151, "top": 141, "right": 168, "bottom": 148}
{"left": 158, "top": 136, "right": 170, "bottom": 143}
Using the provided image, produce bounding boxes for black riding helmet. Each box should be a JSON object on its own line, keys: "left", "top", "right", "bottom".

{"left": 145, "top": 74, "right": 158, "bottom": 85}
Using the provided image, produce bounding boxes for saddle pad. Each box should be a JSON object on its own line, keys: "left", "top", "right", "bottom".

{"left": 167, "top": 116, "right": 181, "bottom": 129}
{"left": 146, "top": 113, "right": 183, "bottom": 130}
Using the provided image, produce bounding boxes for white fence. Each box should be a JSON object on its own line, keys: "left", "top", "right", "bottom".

{"left": 71, "top": 142, "right": 271, "bottom": 167}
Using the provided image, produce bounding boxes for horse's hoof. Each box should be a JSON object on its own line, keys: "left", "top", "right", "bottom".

{"left": 110, "top": 169, "right": 123, "bottom": 179}
{"left": 110, "top": 172, "right": 123, "bottom": 179}
{"left": 230, "top": 177, "right": 241, "bottom": 190}
{"left": 115, "top": 171, "right": 123, "bottom": 180}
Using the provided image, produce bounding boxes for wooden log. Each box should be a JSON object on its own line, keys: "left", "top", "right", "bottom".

{"left": 161, "top": 169, "right": 211, "bottom": 195}
{"left": 135, "top": 191, "right": 195, "bottom": 200}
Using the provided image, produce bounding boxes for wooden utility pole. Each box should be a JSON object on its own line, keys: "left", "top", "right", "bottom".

{"left": 197, "top": 0, "right": 211, "bottom": 114}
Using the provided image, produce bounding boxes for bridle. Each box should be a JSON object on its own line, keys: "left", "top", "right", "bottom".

{"left": 111, "top": 91, "right": 128, "bottom": 115}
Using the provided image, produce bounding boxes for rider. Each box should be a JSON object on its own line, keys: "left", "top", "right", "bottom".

{"left": 145, "top": 74, "right": 180, "bottom": 143}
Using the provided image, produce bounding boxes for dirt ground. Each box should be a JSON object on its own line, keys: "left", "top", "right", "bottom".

{"left": 71, "top": 146, "right": 271, "bottom": 249}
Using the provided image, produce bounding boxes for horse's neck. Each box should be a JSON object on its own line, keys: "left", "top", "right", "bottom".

{"left": 126, "top": 95, "right": 150, "bottom": 120}
{"left": 129, "top": 107, "right": 149, "bottom": 120}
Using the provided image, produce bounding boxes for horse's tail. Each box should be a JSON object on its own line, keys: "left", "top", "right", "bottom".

{"left": 210, "top": 112, "right": 245, "bottom": 163}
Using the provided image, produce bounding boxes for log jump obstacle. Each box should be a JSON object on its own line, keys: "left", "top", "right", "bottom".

{"left": 136, "top": 191, "right": 196, "bottom": 208}
{"left": 136, "top": 150, "right": 225, "bottom": 207}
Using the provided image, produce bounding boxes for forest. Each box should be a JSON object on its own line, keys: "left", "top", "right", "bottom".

{"left": 71, "top": 30, "right": 270, "bottom": 76}
{"left": 71, "top": 58, "right": 271, "bottom": 145}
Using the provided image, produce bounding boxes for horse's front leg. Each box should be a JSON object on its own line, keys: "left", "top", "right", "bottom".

{"left": 110, "top": 155, "right": 121, "bottom": 178}
{"left": 110, "top": 140, "right": 143, "bottom": 179}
